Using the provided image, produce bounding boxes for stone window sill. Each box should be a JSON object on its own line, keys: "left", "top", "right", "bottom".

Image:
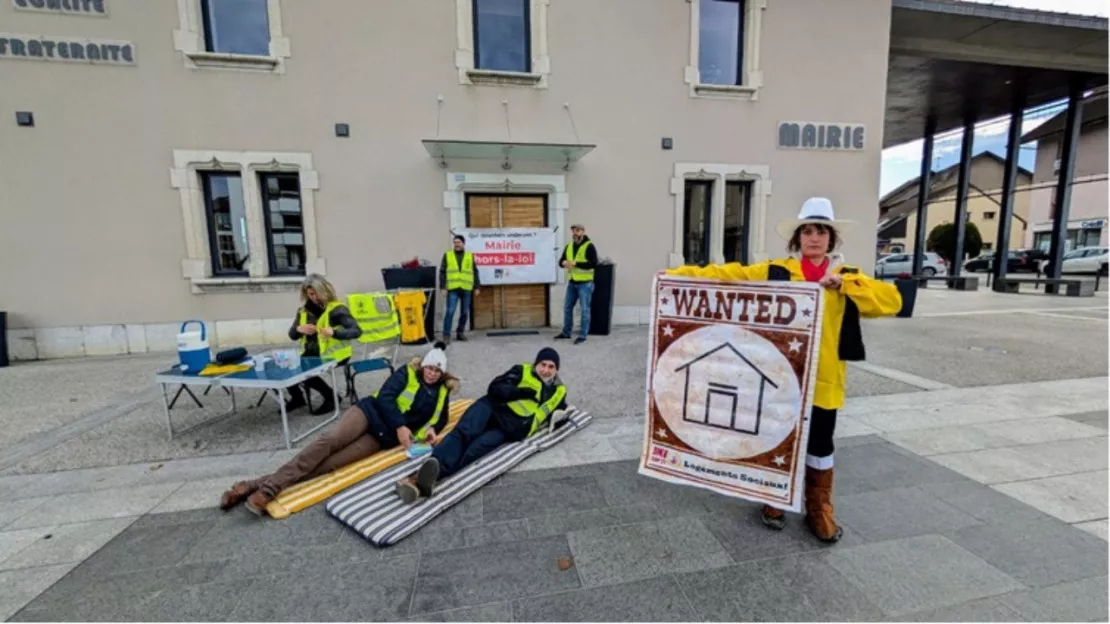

{"left": 693, "top": 83, "right": 759, "bottom": 100}
{"left": 186, "top": 51, "right": 280, "bottom": 72}
{"left": 191, "top": 276, "right": 303, "bottom": 294}
{"left": 466, "top": 69, "right": 544, "bottom": 87}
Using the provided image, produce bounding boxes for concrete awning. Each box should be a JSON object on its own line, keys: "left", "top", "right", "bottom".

{"left": 884, "top": 0, "right": 1109, "bottom": 147}
{"left": 422, "top": 139, "right": 596, "bottom": 170}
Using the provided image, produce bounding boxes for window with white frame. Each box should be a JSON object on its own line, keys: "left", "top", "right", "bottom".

{"left": 171, "top": 150, "right": 321, "bottom": 293}
{"left": 671, "top": 164, "right": 770, "bottom": 267}
{"left": 455, "top": 0, "right": 550, "bottom": 87}
{"left": 174, "top": 0, "right": 291, "bottom": 73}
{"left": 685, "top": 0, "right": 766, "bottom": 100}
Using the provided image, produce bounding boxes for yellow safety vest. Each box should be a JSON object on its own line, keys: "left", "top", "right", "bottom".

{"left": 298, "top": 301, "right": 353, "bottom": 361}
{"left": 374, "top": 365, "right": 448, "bottom": 441}
{"left": 347, "top": 292, "right": 401, "bottom": 343}
{"left": 506, "top": 363, "right": 567, "bottom": 436}
{"left": 445, "top": 251, "right": 476, "bottom": 291}
{"left": 565, "top": 242, "right": 594, "bottom": 282}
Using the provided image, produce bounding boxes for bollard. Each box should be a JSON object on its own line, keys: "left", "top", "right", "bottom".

{"left": 0, "top": 311, "right": 7, "bottom": 368}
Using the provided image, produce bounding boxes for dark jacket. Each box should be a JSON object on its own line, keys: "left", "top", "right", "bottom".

{"left": 288, "top": 301, "right": 362, "bottom": 358}
{"left": 486, "top": 364, "right": 568, "bottom": 426}
{"left": 438, "top": 250, "right": 482, "bottom": 291}
{"left": 365, "top": 358, "right": 459, "bottom": 432}
{"left": 560, "top": 236, "right": 599, "bottom": 274}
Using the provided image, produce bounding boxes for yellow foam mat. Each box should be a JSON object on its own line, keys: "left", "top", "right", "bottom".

{"left": 265, "top": 399, "right": 473, "bottom": 519}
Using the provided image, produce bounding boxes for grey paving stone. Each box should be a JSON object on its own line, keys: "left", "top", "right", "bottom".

{"left": 527, "top": 503, "right": 660, "bottom": 537}
{"left": 405, "top": 602, "right": 513, "bottom": 622}
{"left": 7, "top": 482, "right": 182, "bottom": 529}
{"left": 0, "top": 497, "right": 51, "bottom": 530}
{"left": 834, "top": 442, "right": 970, "bottom": 495}
{"left": 567, "top": 516, "right": 731, "bottom": 588}
{"left": 824, "top": 534, "right": 1024, "bottom": 617}
{"left": 230, "top": 556, "right": 420, "bottom": 621}
{"left": 214, "top": 539, "right": 380, "bottom": 582}
{"left": 675, "top": 553, "right": 885, "bottom": 622}
{"left": 895, "top": 596, "right": 1028, "bottom": 622}
{"left": 463, "top": 520, "right": 530, "bottom": 547}
{"left": 492, "top": 459, "right": 633, "bottom": 488}
{"left": 837, "top": 486, "right": 983, "bottom": 542}
{"left": 370, "top": 497, "right": 488, "bottom": 560}
{"left": 138, "top": 578, "right": 257, "bottom": 622}
{"left": 946, "top": 518, "right": 1110, "bottom": 587}
{"left": 0, "top": 564, "right": 74, "bottom": 622}
{"left": 63, "top": 519, "right": 213, "bottom": 581}
{"left": 999, "top": 575, "right": 1109, "bottom": 623}
{"left": 410, "top": 535, "right": 580, "bottom": 615}
{"left": 700, "top": 504, "right": 864, "bottom": 563}
{"left": 836, "top": 434, "right": 886, "bottom": 449}
{"left": 482, "top": 476, "right": 609, "bottom": 522}
{"left": 594, "top": 468, "right": 733, "bottom": 517}
{"left": 130, "top": 506, "right": 227, "bottom": 529}
{"left": 513, "top": 575, "right": 697, "bottom": 622}
{"left": 1062, "top": 410, "right": 1109, "bottom": 430}
{"left": 0, "top": 517, "right": 136, "bottom": 570}
{"left": 921, "top": 480, "right": 1055, "bottom": 525}
{"left": 181, "top": 506, "right": 340, "bottom": 563}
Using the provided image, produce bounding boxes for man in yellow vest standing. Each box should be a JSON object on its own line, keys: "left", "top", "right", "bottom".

{"left": 439, "top": 235, "right": 481, "bottom": 343}
{"left": 556, "top": 223, "right": 599, "bottom": 345}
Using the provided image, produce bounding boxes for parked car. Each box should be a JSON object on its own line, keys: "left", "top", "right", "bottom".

{"left": 1042, "top": 246, "right": 1109, "bottom": 276}
{"left": 963, "top": 252, "right": 994, "bottom": 272}
{"left": 964, "top": 249, "right": 1047, "bottom": 273}
{"left": 875, "top": 252, "right": 949, "bottom": 277}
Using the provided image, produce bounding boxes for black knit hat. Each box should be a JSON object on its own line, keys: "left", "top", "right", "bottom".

{"left": 453, "top": 234, "right": 465, "bottom": 243}
{"left": 534, "top": 347, "right": 560, "bottom": 370}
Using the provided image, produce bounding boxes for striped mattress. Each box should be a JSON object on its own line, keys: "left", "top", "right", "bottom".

{"left": 326, "top": 408, "right": 593, "bottom": 546}
{"left": 264, "top": 400, "right": 473, "bottom": 519}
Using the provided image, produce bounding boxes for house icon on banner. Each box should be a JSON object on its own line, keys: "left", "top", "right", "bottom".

{"left": 674, "top": 342, "right": 778, "bottom": 435}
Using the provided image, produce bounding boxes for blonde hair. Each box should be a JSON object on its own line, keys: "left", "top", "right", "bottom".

{"left": 300, "top": 273, "right": 339, "bottom": 305}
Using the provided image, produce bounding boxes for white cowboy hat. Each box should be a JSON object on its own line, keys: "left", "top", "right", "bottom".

{"left": 774, "top": 197, "right": 855, "bottom": 244}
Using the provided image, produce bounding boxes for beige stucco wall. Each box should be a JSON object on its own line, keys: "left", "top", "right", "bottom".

{"left": 1025, "top": 124, "right": 1109, "bottom": 248}
{"left": 0, "top": 0, "right": 892, "bottom": 356}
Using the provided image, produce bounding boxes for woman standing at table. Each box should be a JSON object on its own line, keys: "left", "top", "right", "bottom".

{"left": 286, "top": 274, "right": 361, "bottom": 415}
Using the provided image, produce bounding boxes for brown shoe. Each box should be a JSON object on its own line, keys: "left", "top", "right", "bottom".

{"left": 804, "top": 466, "right": 843, "bottom": 543}
{"left": 245, "top": 490, "right": 274, "bottom": 516}
{"left": 761, "top": 504, "right": 786, "bottom": 530}
{"left": 396, "top": 477, "right": 421, "bottom": 505}
{"left": 219, "top": 481, "right": 258, "bottom": 511}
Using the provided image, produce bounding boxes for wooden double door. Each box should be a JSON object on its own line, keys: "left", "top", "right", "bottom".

{"left": 466, "top": 194, "right": 550, "bottom": 330}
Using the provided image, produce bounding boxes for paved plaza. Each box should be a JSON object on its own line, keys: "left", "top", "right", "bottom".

{"left": 0, "top": 288, "right": 1106, "bottom": 621}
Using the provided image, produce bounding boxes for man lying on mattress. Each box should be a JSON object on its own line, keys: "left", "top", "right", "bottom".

{"left": 395, "top": 347, "right": 566, "bottom": 504}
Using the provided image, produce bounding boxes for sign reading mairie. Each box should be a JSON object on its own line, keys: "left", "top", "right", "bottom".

{"left": 778, "top": 121, "right": 866, "bottom": 151}
{"left": 13, "top": 0, "right": 107, "bottom": 16}
{"left": 0, "top": 34, "right": 134, "bottom": 65}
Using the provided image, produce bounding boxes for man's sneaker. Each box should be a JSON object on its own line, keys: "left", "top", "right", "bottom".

{"left": 761, "top": 505, "right": 786, "bottom": 530}
{"left": 416, "top": 458, "right": 440, "bottom": 498}
{"left": 455, "top": 333, "right": 468, "bottom": 342}
{"left": 555, "top": 333, "right": 571, "bottom": 340}
{"left": 574, "top": 337, "right": 587, "bottom": 345}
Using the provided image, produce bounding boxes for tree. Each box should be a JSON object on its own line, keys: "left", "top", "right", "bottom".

{"left": 926, "top": 221, "right": 983, "bottom": 266}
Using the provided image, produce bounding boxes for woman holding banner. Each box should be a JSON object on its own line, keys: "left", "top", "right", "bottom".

{"left": 668, "top": 197, "right": 901, "bottom": 543}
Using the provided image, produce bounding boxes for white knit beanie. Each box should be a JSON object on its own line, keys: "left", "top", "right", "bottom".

{"left": 421, "top": 341, "right": 448, "bottom": 371}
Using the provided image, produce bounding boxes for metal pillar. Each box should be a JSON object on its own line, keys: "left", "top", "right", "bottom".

{"left": 912, "top": 114, "right": 937, "bottom": 277}
{"left": 951, "top": 116, "right": 975, "bottom": 278}
{"left": 1046, "top": 76, "right": 1085, "bottom": 283}
{"left": 991, "top": 76, "right": 1027, "bottom": 292}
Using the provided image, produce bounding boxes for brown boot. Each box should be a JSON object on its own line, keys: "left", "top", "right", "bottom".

{"left": 761, "top": 505, "right": 786, "bottom": 530}
{"left": 804, "top": 467, "right": 843, "bottom": 543}
{"left": 396, "top": 477, "right": 421, "bottom": 505}
{"left": 245, "top": 490, "right": 274, "bottom": 516}
{"left": 219, "top": 480, "right": 259, "bottom": 511}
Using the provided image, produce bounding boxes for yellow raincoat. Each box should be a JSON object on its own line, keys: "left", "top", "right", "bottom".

{"left": 667, "top": 257, "right": 902, "bottom": 410}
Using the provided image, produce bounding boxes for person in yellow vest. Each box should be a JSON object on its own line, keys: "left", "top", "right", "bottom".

{"left": 439, "top": 235, "right": 481, "bottom": 343}
{"left": 285, "top": 274, "right": 362, "bottom": 415}
{"left": 556, "top": 224, "right": 599, "bottom": 344}
{"left": 667, "top": 198, "right": 902, "bottom": 543}
{"left": 220, "top": 342, "right": 458, "bottom": 516}
{"left": 395, "top": 347, "right": 567, "bottom": 504}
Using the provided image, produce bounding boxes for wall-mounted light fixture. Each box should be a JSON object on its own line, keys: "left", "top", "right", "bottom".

{"left": 661, "top": 137, "right": 673, "bottom": 150}
{"left": 16, "top": 112, "right": 34, "bottom": 127}
{"left": 335, "top": 123, "right": 350, "bottom": 138}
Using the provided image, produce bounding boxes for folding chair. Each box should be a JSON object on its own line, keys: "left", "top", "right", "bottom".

{"left": 345, "top": 291, "right": 402, "bottom": 403}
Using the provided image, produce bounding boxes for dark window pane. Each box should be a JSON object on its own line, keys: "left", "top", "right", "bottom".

{"left": 474, "top": 0, "right": 530, "bottom": 72}
{"left": 202, "top": 173, "right": 250, "bottom": 275}
{"left": 202, "top": 0, "right": 270, "bottom": 56}
{"left": 724, "top": 181, "right": 750, "bottom": 264}
{"left": 260, "top": 173, "right": 305, "bottom": 275}
{"left": 699, "top": 0, "right": 743, "bottom": 86}
{"left": 684, "top": 181, "right": 712, "bottom": 266}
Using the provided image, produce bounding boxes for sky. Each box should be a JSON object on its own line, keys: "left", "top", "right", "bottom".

{"left": 878, "top": 0, "right": 1106, "bottom": 197}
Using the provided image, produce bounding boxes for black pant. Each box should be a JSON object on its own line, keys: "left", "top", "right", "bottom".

{"left": 431, "top": 397, "right": 530, "bottom": 478}
{"left": 288, "top": 357, "right": 348, "bottom": 405}
{"left": 806, "top": 406, "right": 837, "bottom": 467}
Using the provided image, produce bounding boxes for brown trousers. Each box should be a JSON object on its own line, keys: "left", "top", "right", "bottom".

{"left": 251, "top": 406, "right": 383, "bottom": 497}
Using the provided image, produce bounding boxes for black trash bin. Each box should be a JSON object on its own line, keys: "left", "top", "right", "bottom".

{"left": 894, "top": 277, "right": 918, "bottom": 318}
{"left": 589, "top": 263, "right": 616, "bottom": 336}
{"left": 381, "top": 266, "right": 437, "bottom": 344}
{"left": 0, "top": 311, "right": 8, "bottom": 368}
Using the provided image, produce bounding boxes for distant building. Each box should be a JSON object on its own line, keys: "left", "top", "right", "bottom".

{"left": 877, "top": 153, "right": 1032, "bottom": 256}
{"left": 1022, "top": 91, "right": 1109, "bottom": 252}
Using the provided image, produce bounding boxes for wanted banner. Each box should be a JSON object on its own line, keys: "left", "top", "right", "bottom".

{"left": 639, "top": 274, "right": 824, "bottom": 512}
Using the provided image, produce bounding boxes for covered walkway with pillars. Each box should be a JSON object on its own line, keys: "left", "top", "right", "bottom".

{"left": 884, "top": 0, "right": 1107, "bottom": 294}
